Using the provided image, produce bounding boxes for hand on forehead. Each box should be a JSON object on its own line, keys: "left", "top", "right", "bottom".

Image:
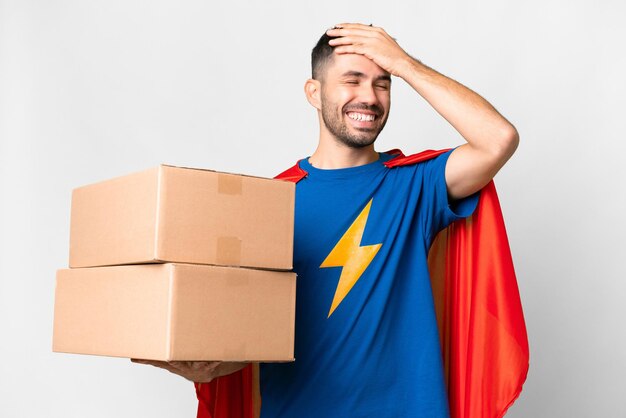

{"left": 324, "top": 23, "right": 409, "bottom": 77}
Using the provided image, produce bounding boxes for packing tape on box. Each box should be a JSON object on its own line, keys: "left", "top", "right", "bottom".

{"left": 216, "top": 236, "right": 242, "bottom": 266}
{"left": 217, "top": 173, "right": 243, "bottom": 195}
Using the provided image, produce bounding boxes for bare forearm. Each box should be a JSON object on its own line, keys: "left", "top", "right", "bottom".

{"left": 326, "top": 23, "right": 519, "bottom": 198}
{"left": 396, "top": 57, "right": 518, "bottom": 155}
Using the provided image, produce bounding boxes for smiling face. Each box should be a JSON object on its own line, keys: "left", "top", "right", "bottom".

{"left": 317, "top": 53, "right": 391, "bottom": 148}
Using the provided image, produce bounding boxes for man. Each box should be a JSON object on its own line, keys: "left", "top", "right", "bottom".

{"left": 134, "top": 23, "right": 520, "bottom": 417}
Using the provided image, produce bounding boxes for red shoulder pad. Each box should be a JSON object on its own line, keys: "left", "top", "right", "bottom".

{"left": 383, "top": 148, "right": 451, "bottom": 168}
{"left": 274, "top": 160, "right": 308, "bottom": 183}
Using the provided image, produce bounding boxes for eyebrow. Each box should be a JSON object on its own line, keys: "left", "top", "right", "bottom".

{"left": 340, "top": 71, "right": 391, "bottom": 82}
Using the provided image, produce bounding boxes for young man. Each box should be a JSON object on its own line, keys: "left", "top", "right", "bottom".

{"left": 134, "top": 23, "right": 520, "bottom": 417}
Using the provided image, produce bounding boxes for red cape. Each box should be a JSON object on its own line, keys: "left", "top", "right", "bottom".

{"left": 194, "top": 149, "right": 529, "bottom": 418}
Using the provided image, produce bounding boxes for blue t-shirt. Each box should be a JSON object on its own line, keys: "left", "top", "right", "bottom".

{"left": 260, "top": 150, "right": 478, "bottom": 418}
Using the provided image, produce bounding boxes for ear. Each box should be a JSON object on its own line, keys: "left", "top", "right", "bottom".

{"left": 304, "top": 78, "right": 322, "bottom": 110}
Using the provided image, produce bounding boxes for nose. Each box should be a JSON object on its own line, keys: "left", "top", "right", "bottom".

{"left": 356, "top": 83, "right": 380, "bottom": 106}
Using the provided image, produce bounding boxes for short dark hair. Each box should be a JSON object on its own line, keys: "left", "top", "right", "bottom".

{"left": 311, "top": 32, "right": 337, "bottom": 80}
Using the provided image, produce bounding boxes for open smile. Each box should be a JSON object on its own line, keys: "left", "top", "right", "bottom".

{"left": 345, "top": 111, "right": 381, "bottom": 130}
{"left": 346, "top": 111, "right": 377, "bottom": 122}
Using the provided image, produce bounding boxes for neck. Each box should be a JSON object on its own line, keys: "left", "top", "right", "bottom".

{"left": 309, "top": 131, "right": 379, "bottom": 169}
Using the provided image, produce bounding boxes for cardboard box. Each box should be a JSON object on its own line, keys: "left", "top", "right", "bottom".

{"left": 69, "top": 165, "right": 295, "bottom": 269}
{"left": 52, "top": 263, "right": 296, "bottom": 361}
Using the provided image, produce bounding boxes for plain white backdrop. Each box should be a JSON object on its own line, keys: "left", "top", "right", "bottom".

{"left": 1, "top": 0, "right": 625, "bottom": 417}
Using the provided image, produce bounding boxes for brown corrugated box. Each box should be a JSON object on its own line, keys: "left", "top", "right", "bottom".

{"left": 69, "top": 164, "right": 295, "bottom": 270}
{"left": 53, "top": 263, "right": 296, "bottom": 361}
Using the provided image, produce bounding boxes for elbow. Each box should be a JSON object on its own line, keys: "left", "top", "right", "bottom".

{"left": 508, "top": 125, "right": 520, "bottom": 153}
{"left": 497, "top": 124, "right": 520, "bottom": 160}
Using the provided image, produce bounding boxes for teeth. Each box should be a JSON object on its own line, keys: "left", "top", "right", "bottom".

{"left": 348, "top": 112, "right": 375, "bottom": 122}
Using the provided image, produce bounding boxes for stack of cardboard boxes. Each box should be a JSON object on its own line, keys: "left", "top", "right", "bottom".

{"left": 53, "top": 164, "right": 297, "bottom": 362}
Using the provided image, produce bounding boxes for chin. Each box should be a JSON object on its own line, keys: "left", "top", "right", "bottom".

{"left": 340, "top": 134, "right": 379, "bottom": 149}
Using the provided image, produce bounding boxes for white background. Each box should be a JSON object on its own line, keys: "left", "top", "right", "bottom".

{"left": 1, "top": 0, "right": 625, "bottom": 417}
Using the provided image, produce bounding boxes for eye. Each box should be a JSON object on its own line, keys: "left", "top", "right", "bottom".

{"left": 344, "top": 80, "right": 359, "bottom": 85}
{"left": 375, "top": 83, "right": 390, "bottom": 90}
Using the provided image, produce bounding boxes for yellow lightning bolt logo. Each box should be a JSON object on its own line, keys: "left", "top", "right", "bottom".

{"left": 320, "top": 198, "right": 382, "bottom": 318}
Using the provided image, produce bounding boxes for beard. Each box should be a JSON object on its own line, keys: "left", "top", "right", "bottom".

{"left": 320, "top": 96, "right": 389, "bottom": 149}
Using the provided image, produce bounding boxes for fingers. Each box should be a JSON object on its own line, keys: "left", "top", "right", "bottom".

{"left": 326, "top": 23, "right": 394, "bottom": 57}
{"left": 328, "top": 37, "right": 384, "bottom": 58}
{"left": 331, "top": 22, "right": 382, "bottom": 31}
{"left": 333, "top": 44, "right": 367, "bottom": 56}
{"left": 327, "top": 38, "right": 363, "bottom": 55}
{"left": 328, "top": 36, "right": 370, "bottom": 47}
{"left": 214, "top": 361, "right": 248, "bottom": 376}
{"left": 167, "top": 361, "right": 221, "bottom": 375}
{"left": 130, "top": 359, "right": 229, "bottom": 382}
{"left": 327, "top": 23, "right": 391, "bottom": 39}
{"left": 327, "top": 28, "right": 378, "bottom": 40}
{"left": 131, "top": 359, "right": 188, "bottom": 375}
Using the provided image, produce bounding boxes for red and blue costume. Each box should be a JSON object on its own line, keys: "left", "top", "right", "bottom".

{"left": 194, "top": 149, "right": 529, "bottom": 418}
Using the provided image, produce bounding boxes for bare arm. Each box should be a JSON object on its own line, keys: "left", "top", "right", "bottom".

{"left": 393, "top": 59, "right": 519, "bottom": 199}
{"left": 327, "top": 23, "right": 519, "bottom": 199}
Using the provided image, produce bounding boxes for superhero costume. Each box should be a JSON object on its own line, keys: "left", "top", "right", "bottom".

{"left": 194, "top": 149, "right": 529, "bottom": 418}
